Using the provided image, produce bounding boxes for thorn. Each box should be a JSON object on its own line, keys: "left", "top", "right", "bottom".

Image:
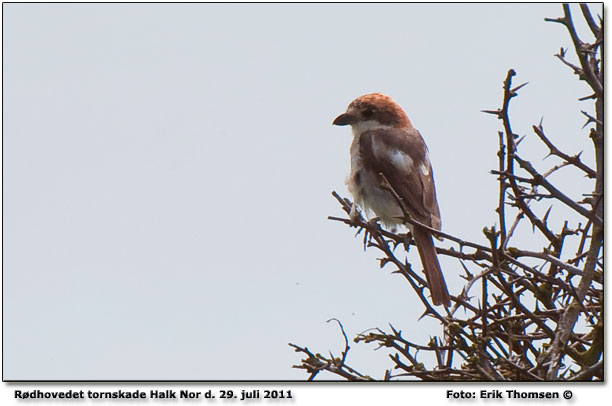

{"left": 580, "top": 110, "right": 601, "bottom": 128}
{"left": 418, "top": 309, "right": 431, "bottom": 321}
{"left": 511, "top": 81, "right": 529, "bottom": 93}
{"left": 543, "top": 205, "right": 553, "bottom": 225}
{"left": 544, "top": 17, "right": 566, "bottom": 25}
{"left": 481, "top": 109, "right": 502, "bottom": 117}
{"left": 578, "top": 93, "right": 597, "bottom": 101}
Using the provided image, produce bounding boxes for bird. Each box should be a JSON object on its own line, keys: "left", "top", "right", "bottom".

{"left": 333, "top": 93, "right": 450, "bottom": 306}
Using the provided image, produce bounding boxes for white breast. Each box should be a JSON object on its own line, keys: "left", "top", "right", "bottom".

{"left": 346, "top": 132, "right": 404, "bottom": 228}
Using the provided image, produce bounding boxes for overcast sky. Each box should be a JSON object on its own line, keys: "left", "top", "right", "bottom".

{"left": 3, "top": 3, "right": 601, "bottom": 380}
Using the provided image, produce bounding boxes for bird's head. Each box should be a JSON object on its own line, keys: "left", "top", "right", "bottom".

{"left": 333, "top": 93, "right": 412, "bottom": 133}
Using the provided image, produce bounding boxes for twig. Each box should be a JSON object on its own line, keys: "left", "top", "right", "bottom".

{"left": 532, "top": 124, "right": 596, "bottom": 178}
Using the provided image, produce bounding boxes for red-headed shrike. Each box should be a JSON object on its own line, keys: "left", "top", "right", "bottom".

{"left": 333, "top": 93, "right": 450, "bottom": 306}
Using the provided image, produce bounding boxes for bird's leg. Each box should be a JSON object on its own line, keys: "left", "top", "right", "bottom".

{"left": 401, "top": 233, "right": 412, "bottom": 250}
{"left": 403, "top": 224, "right": 415, "bottom": 249}
{"left": 367, "top": 217, "right": 381, "bottom": 227}
{"left": 348, "top": 203, "right": 381, "bottom": 231}
{"left": 349, "top": 202, "right": 362, "bottom": 225}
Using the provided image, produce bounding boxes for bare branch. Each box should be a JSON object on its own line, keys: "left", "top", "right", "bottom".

{"left": 292, "top": 5, "right": 602, "bottom": 381}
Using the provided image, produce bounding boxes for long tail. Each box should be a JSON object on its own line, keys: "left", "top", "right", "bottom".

{"left": 412, "top": 227, "right": 450, "bottom": 306}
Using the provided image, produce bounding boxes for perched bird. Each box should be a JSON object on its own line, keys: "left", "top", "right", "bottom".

{"left": 333, "top": 93, "right": 450, "bottom": 306}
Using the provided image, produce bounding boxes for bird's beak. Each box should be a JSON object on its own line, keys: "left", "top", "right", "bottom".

{"left": 333, "top": 113, "right": 357, "bottom": 126}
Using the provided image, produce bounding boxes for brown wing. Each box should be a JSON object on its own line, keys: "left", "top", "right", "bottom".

{"left": 359, "top": 127, "right": 441, "bottom": 230}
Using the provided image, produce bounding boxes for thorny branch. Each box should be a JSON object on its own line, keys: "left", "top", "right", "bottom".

{"left": 290, "top": 4, "right": 602, "bottom": 381}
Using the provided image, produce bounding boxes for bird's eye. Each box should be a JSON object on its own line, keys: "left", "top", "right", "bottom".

{"left": 362, "top": 108, "right": 374, "bottom": 118}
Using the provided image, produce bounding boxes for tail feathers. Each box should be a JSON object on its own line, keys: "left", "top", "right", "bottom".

{"left": 412, "top": 227, "right": 450, "bottom": 306}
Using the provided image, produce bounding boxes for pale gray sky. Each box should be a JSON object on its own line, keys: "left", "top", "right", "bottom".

{"left": 3, "top": 3, "right": 600, "bottom": 380}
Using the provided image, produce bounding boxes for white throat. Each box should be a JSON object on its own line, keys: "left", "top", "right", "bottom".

{"left": 351, "top": 120, "right": 393, "bottom": 137}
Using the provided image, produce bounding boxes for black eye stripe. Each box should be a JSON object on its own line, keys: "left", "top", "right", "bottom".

{"left": 362, "top": 108, "right": 374, "bottom": 118}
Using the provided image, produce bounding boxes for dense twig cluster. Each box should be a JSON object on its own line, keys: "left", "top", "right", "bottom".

{"left": 290, "top": 4, "right": 602, "bottom": 381}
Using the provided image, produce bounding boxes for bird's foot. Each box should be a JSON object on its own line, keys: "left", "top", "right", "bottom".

{"left": 367, "top": 217, "right": 381, "bottom": 227}
{"left": 349, "top": 204, "right": 363, "bottom": 226}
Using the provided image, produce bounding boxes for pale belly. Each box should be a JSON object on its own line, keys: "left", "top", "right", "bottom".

{"left": 346, "top": 168, "right": 404, "bottom": 228}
